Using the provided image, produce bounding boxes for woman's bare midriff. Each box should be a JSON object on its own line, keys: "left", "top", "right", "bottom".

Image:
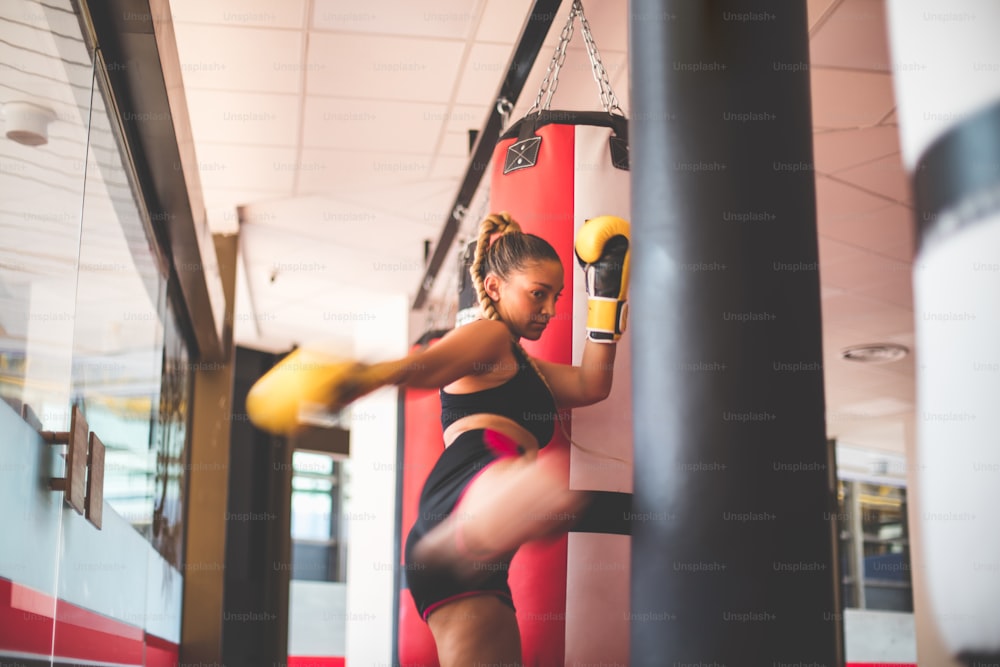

{"left": 443, "top": 413, "right": 540, "bottom": 459}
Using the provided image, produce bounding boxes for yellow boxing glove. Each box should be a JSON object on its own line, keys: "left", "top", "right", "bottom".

{"left": 574, "top": 215, "right": 631, "bottom": 343}
{"left": 245, "top": 348, "right": 398, "bottom": 435}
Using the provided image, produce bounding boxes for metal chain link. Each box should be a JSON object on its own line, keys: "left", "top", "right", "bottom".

{"left": 578, "top": 3, "right": 625, "bottom": 116}
{"left": 526, "top": 0, "right": 624, "bottom": 116}
{"left": 527, "top": 5, "right": 578, "bottom": 115}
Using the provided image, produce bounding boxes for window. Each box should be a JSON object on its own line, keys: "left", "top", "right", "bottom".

{"left": 836, "top": 479, "right": 913, "bottom": 611}
{"left": 290, "top": 451, "right": 346, "bottom": 582}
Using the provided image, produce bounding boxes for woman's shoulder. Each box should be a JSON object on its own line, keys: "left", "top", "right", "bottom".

{"left": 442, "top": 318, "right": 513, "bottom": 359}
{"left": 449, "top": 318, "right": 510, "bottom": 340}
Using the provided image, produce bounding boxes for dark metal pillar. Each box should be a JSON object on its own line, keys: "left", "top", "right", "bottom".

{"left": 628, "top": 2, "right": 840, "bottom": 664}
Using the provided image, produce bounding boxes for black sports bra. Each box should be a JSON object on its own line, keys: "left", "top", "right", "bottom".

{"left": 440, "top": 344, "right": 558, "bottom": 447}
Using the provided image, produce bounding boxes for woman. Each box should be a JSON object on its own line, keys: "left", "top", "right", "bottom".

{"left": 247, "top": 210, "right": 629, "bottom": 665}
{"left": 392, "top": 211, "right": 629, "bottom": 665}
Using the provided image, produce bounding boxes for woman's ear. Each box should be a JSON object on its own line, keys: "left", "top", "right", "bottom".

{"left": 483, "top": 274, "right": 502, "bottom": 302}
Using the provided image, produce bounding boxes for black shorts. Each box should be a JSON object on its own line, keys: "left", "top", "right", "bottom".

{"left": 403, "top": 428, "right": 519, "bottom": 620}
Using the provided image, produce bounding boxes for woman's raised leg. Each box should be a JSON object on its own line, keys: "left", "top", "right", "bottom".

{"left": 412, "top": 451, "right": 589, "bottom": 574}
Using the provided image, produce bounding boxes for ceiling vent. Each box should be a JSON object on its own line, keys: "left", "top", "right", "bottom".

{"left": 841, "top": 343, "right": 909, "bottom": 364}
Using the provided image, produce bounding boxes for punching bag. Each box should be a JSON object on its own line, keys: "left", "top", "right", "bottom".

{"left": 488, "top": 3, "right": 633, "bottom": 663}
{"left": 886, "top": 1, "right": 1000, "bottom": 663}
{"left": 396, "top": 334, "right": 448, "bottom": 666}
{"left": 395, "top": 237, "right": 517, "bottom": 665}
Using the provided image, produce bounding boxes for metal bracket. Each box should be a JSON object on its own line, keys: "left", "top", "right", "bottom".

{"left": 40, "top": 405, "right": 88, "bottom": 515}
{"left": 38, "top": 405, "right": 105, "bottom": 529}
{"left": 86, "top": 432, "right": 105, "bottom": 529}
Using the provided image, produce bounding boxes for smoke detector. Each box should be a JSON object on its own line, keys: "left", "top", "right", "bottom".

{"left": 841, "top": 343, "right": 909, "bottom": 364}
{"left": 3, "top": 101, "right": 57, "bottom": 146}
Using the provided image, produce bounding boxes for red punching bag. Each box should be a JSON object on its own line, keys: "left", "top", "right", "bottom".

{"left": 396, "top": 334, "right": 447, "bottom": 667}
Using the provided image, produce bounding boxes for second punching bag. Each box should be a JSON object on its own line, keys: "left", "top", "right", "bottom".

{"left": 886, "top": 1, "right": 1000, "bottom": 662}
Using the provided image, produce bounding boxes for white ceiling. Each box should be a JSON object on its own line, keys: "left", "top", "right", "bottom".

{"left": 167, "top": 0, "right": 917, "bottom": 455}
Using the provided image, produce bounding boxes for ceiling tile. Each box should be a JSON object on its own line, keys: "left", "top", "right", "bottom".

{"left": 571, "top": 0, "right": 629, "bottom": 53}
{"left": 809, "top": 0, "right": 890, "bottom": 72}
{"left": 311, "top": 0, "right": 483, "bottom": 40}
{"left": 854, "top": 270, "right": 914, "bottom": 310}
{"left": 818, "top": 235, "right": 866, "bottom": 266}
{"left": 242, "top": 193, "right": 441, "bottom": 255}
{"left": 172, "top": 24, "right": 305, "bottom": 95}
{"left": 820, "top": 245, "right": 909, "bottom": 292}
{"left": 815, "top": 177, "right": 912, "bottom": 252}
{"left": 822, "top": 291, "right": 914, "bottom": 339}
{"left": 442, "top": 105, "right": 487, "bottom": 135}
{"left": 822, "top": 290, "right": 901, "bottom": 324}
{"left": 188, "top": 143, "right": 298, "bottom": 194}
{"left": 302, "top": 97, "right": 449, "bottom": 153}
{"left": 169, "top": 0, "right": 307, "bottom": 29}
{"left": 305, "top": 32, "right": 467, "bottom": 102}
{"left": 202, "top": 188, "right": 286, "bottom": 216}
{"left": 810, "top": 67, "right": 895, "bottom": 129}
{"left": 242, "top": 223, "right": 425, "bottom": 300}
{"left": 879, "top": 237, "right": 916, "bottom": 264}
{"left": 428, "top": 155, "right": 467, "bottom": 182}
{"left": 806, "top": 0, "right": 839, "bottom": 32}
{"left": 439, "top": 131, "right": 475, "bottom": 158}
{"left": 454, "top": 42, "right": 518, "bottom": 106}
{"left": 824, "top": 354, "right": 903, "bottom": 391}
{"left": 475, "top": 0, "right": 534, "bottom": 44}
{"left": 291, "top": 147, "right": 431, "bottom": 195}
{"left": 540, "top": 0, "right": 627, "bottom": 53}
{"left": 833, "top": 153, "right": 911, "bottom": 205}
{"left": 812, "top": 125, "right": 901, "bottom": 175}
{"left": 184, "top": 89, "right": 301, "bottom": 146}
{"left": 337, "top": 180, "right": 458, "bottom": 226}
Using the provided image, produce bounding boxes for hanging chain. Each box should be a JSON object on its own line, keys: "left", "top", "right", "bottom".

{"left": 527, "top": 4, "right": 578, "bottom": 115}
{"left": 577, "top": 2, "right": 625, "bottom": 116}
{"left": 526, "top": 0, "right": 624, "bottom": 116}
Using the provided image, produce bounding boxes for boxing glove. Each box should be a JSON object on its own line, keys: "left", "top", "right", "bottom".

{"left": 574, "top": 215, "right": 631, "bottom": 343}
{"left": 246, "top": 347, "right": 398, "bottom": 435}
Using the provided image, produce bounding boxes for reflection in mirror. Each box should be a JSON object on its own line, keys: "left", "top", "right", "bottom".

{"left": 151, "top": 304, "right": 190, "bottom": 568}
{"left": 71, "top": 76, "right": 166, "bottom": 533}
{"left": 1, "top": 1, "right": 192, "bottom": 558}
{"left": 0, "top": 0, "right": 95, "bottom": 431}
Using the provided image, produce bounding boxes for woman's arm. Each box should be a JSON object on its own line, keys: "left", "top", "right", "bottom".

{"left": 533, "top": 339, "right": 617, "bottom": 409}
{"left": 373, "top": 318, "right": 511, "bottom": 390}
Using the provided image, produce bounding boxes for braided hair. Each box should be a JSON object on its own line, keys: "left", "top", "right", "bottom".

{"left": 471, "top": 212, "right": 560, "bottom": 322}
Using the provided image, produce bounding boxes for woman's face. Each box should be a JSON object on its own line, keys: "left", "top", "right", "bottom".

{"left": 485, "top": 259, "right": 564, "bottom": 341}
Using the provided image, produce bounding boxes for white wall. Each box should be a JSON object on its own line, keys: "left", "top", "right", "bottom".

{"left": 344, "top": 294, "right": 409, "bottom": 666}
{"left": 289, "top": 581, "right": 348, "bottom": 657}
